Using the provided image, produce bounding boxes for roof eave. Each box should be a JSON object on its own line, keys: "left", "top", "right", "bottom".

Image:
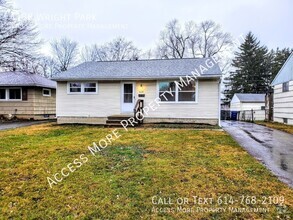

{"left": 240, "top": 101, "right": 265, "bottom": 103}
{"left": 51, "top": 75, "right": 221, "bottom": 82}
{"left": 0, "top": 84, "right": 56, "bottom": 89}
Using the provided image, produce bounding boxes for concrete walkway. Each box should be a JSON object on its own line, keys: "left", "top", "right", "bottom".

{"left": 0, "top": 121, "right": 50, "bottom": 131}
{"left": 222, "top": 120, "right": 293, "bottom": 187}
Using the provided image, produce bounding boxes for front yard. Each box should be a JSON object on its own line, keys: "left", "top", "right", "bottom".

{"left": 0, "top": 123, "right": 292, "bottom": 219}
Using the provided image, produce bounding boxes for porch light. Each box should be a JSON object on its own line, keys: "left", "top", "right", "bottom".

{"left": 139, "top": 84, "right": 145, "bottom": 93}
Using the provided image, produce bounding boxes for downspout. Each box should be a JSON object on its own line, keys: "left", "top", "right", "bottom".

{"left": 218, "top": 78, "right": 221, "bottom": 127}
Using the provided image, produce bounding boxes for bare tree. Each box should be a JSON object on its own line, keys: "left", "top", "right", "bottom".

{"left": 140, "top": 49, "right": 154, "bottom": 59}
{"left": 51, "top": 37, "right": 78, "bottom": 72}
{"left": 156, "top": 19, "right": 190, "bottom": 59}
{"left": 156, "top": 19, "right": 233, "bottom": 60}
{"left": 29, "top": 56, "right": 56, "bottom": 77}
{"left": 0, "top": 0, "right": 40, "bottom": 70}
{"left": 81, "top": 45, "right": 99, "bottom": 62}
{"left": 190, "top": 20, "right": 233, "bottom": 58}
{"left": 81, "top": 37, "right": 140, "bottom": 62}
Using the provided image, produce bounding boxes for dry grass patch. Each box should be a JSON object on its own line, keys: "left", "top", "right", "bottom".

{"left": 256, "top": 121, "right": 293, "bottom": 134}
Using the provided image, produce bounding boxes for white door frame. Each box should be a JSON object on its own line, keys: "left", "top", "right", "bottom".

{"left": 120, "top": 82, "right": 136, "bottom": 113}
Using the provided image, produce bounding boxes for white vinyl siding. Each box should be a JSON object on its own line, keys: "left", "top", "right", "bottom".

{"left": 273, "top": 80, "right": 293, "bottom": 125}
{"left": 57, "top": 79, "right": 220, "bottom": 120}
{"left": 57, "top": 82, "right": 120, "bottom": 117}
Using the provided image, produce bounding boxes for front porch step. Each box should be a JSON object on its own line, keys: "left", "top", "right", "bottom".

{"left": 107, "top": 117, "right": 132, "bottom": 121}
{"left": 105, "top": 114, "right": 142, "bottom": 127}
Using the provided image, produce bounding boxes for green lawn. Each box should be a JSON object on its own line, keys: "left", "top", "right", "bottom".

{"left": 0, "top": 123, "right": 292, "bottom": 219}
{"left": 255, "top": 121, "right": 293, "bottom": 135}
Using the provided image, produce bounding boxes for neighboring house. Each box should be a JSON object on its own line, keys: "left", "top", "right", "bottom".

{"left": 0, "top": 71, "right": 56, "bottom": 120}
{"left": 271, "top": 53, "right": 293, "bottom": 125}
{"left": 52, "top": 58, "right": 222, "bottom": 125}
{"left": 230, "top": 93, "right": 266, "bottom": 121}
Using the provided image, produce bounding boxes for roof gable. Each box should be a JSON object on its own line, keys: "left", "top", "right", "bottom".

{"left": 271, "top": 52, "right": 293, "bottom": 86}
{"left": 51, "top": 58, "right": 222, "bottom": 81}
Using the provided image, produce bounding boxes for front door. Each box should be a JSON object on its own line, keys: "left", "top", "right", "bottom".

{"left": 121, "top": 82, "right": 135, "bottom": 113}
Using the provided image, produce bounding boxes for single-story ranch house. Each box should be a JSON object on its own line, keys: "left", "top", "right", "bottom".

{"left": 0, "top": 71, "right": 56, "bottom": 120}
{"left": 271, "top": 52, "right": 293, "bottom": 125}
{"left": 52, "top": 58, "right": 222, "bottom": 125}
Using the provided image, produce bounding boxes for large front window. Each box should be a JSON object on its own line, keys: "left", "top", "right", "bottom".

{"left": 158, "top": 80, "right": 197, "bottom": 102}
{"left": 178, "top": 81, "right": 196, "bottom": 101}
{"left": 158, "top": 81, "right": 176, "bottom": 102}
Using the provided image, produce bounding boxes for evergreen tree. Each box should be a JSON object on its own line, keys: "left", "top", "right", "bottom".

{"left": 223, "top": 32, "right": 270, "bottom": 104}
{"left": 269, "top": 47, "right": 293, "bottom": 79}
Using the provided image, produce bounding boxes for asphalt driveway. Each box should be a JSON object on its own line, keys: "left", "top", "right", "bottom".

{"left": 222, "top": 120, "right": 293, "bottom": 187}
{"left": 0, "top": 121, "right": 49, "bottom": 131}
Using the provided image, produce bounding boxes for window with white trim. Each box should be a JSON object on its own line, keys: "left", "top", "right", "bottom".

{"left": 158, "top": 81, "right": 176, "bottom": 102}
{"left": 178, "top": 81, "right": 196, "bottom": 101}
{"left": 158, "top": 80, "right": 197, "bottom": 102}
{"left": 69, "top": 82, "right": 82, "bottom": 93}
{"left": 0, "top": 88, "right": 23, "bottom": 101}
{"left": 84, "top": 82, "right": 97, "bottom": 93}
{"left": 43, "top": 88, "right": 51, "bottom": 96}
{"left": 68, "top": 82, "right": 98, "bottom": 94}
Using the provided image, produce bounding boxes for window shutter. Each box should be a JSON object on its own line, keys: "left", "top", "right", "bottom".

{"left": 22, "top": 88, "right": 28, "bottom": 101}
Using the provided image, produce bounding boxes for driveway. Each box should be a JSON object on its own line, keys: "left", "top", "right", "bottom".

{"left": 0, "top": 121, "right": 50, "bottom": 131}
{"left": 222, "top": 120, "right": 293, "bottom": 187}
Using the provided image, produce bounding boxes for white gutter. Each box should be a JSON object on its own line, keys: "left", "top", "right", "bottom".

{"left": 218, "top": 78, "right": 222, "bottom": 127}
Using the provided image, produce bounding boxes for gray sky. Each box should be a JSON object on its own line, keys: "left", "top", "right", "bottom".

{"left": 13, "top": 0, "right": 293, "bottom": 55}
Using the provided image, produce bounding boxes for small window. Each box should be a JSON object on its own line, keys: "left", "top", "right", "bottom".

{"left": 0, "top": 89, "right": 6, "bottom": 100}
{"left": 282, "top": 82, "right": 289, "bottom": 92}
{"left": 43, "top": 88, "right": 51, "bottom": 96}
{"left": 283, "top": 118, "right": 288, "bottom": 124}
{"left": 158, "top": 81, "right": 176, "bottom": 102}
{"left": 69, "top": 83, "right": 81, "bottom": 93}
{"left": 84, "top": 83, "right": 97, "bottom": 93}
{"left": 9, "top": 88, "right": 21, "bottom": 100}
{"left": 261, "top": 106, "right": 265, "bottom": 110}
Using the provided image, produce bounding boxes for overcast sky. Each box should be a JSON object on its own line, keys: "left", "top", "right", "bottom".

{"left": 13, "top": 0, "right": 293, "bottom": 55}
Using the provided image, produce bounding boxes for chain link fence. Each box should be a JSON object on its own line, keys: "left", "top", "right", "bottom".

{"left": 221, "top": 109, "right": 266, "bottom": 122}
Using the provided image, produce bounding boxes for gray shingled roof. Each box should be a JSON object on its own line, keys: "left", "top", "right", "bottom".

{"left": 235, "top": 93, "right": 265, "bottom": 103}
{"left": 0, "top": 71, "right": 56, "bottom": 89}
{"left": 51, "top": 58, "right": 222, "bottom": 81}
